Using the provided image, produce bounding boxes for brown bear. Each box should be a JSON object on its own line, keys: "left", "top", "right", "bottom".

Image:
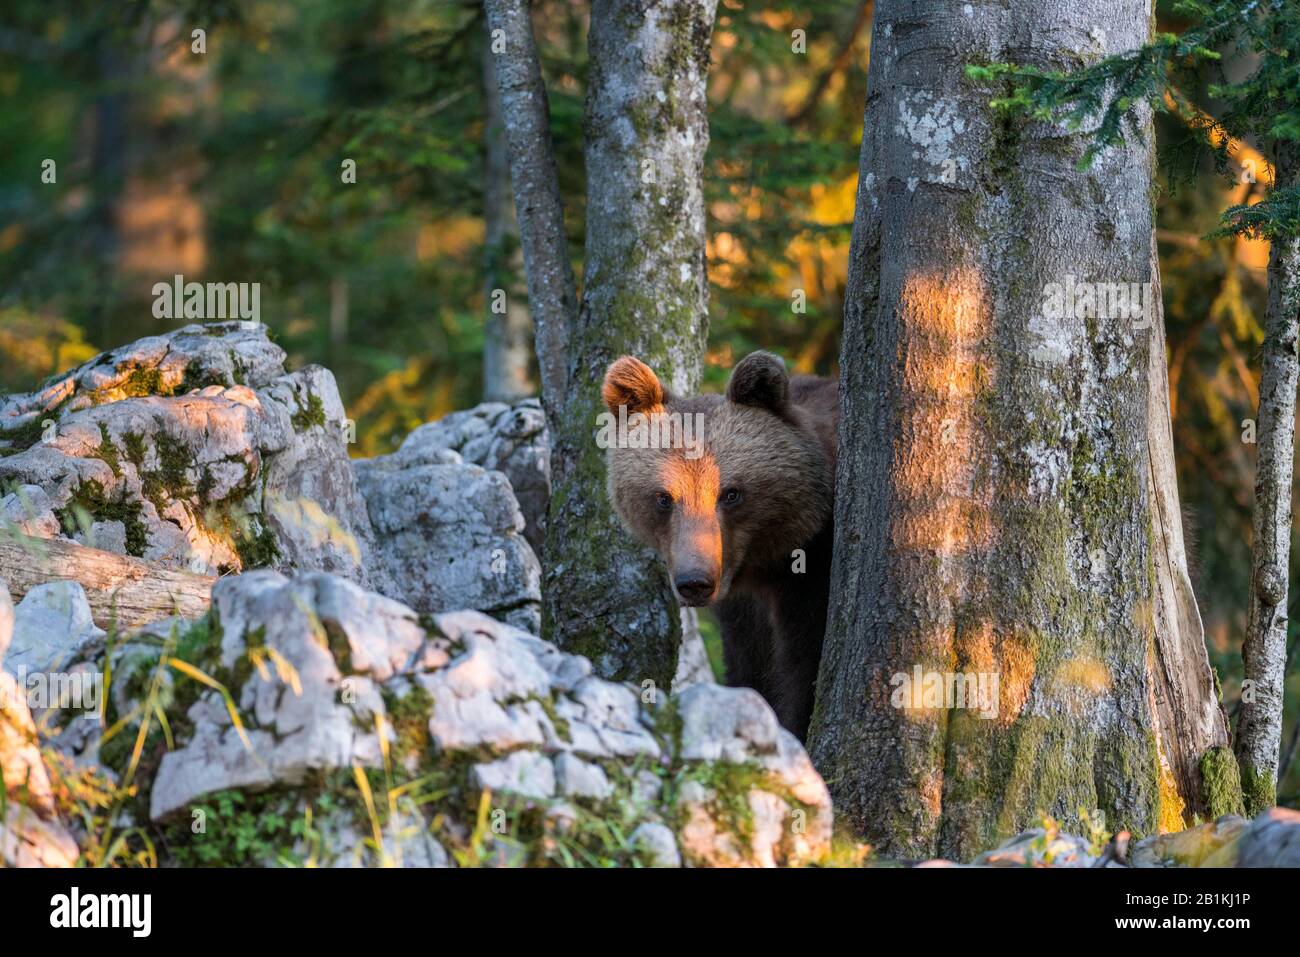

{"left": 601, "top": 351, "right": 838, "bottom": 740}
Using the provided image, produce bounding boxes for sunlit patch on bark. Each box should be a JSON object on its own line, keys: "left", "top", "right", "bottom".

{"left": 1053, "top": 657, "right": 1112, "bottom": 694}
{"left": 890, "top": 270, "right": 993, "bottom": 560}
{"left": 954, "top": 622, "right": 1036, "bottom": 727}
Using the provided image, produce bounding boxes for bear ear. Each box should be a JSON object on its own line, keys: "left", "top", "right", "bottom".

{"left": 603, "top": 356, "right": 665, "bottom": 415}
{"left": 727, "top": 351, "right": 789, "bottom": 414}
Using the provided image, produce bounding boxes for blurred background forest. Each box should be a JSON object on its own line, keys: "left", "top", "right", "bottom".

{"left": 0, "top": 0, "right": 1295, "bottom": 803}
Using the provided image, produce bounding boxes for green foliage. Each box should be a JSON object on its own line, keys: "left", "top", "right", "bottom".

{"left": 0, "top": 0, "right": 865, "bottom": 432}
{"left": 695, "top": 609, "right": 725, "bottom": 680}
{"left": 1078, "top": 806, "right": 1113, "bottom": 858}
{"left": 672, "top": 760, "right": 766, "bottom": 843}
{"left": 179, "top": 357, "right": 230, "bottom": 393}
{"left": 1213, "top": 185, "right": 1300, "bottom": 240}
{"left": 380, "top": 682, "right": 433, "bottom": 763}
{"left": 165, "top": 789, "right": 310, "bottom": 867}
{"left": 1240, "top": 762, "right": 1278, "bottom": 817}
{"left": 114, "top": 365, "right": 166, "bottom": 399}
{"left": 0, "top": 414, "right": 49, "bottom": 453}
{"left": 122, "top": 431, "right": 147, "bottom": 468}
{"left": 138, "top": 431, "right": 195, "bottom": 518}
{"left": 970, "top": 0, "right": 1300, "bottom": 239}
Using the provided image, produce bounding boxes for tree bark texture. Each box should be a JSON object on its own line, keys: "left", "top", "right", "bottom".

{"left": 1144, "top": 234, "right": 1235, "bottom": 822}
{"left": 542, "top": 0, "right": 717, "bottom": 687}
{"left": 483, "top": 0, "right": 578, "bottom": 413}
{"left": 808, "top": 0, "right": 1213, "bottom": 858}
{"left": 1236, "top": 140, "right": 1300, "bottom": 815}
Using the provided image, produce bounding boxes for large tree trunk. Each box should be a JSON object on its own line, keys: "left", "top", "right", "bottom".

{"left": 541, "top": 0, "right": 717, "bottom": 687}
{"left": 1236, "top": 140, "right": 1300, "bottom": 815}
{"left": 809, "top": 0, "right": 1228, "bottom": 859}
{"left": 481, "top": 31, "right": 535, "bottom": 404}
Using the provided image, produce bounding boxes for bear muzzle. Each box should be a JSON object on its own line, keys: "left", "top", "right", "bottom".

{"left": 673, "top": 571, "right": 717, "bottom": 607}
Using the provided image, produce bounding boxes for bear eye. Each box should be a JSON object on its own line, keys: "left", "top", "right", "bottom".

{"left": 720, "top": 488, "right": 744, "bottom": 509}
{"left": 654, "top": 491, "right": 674, "bottom": 513}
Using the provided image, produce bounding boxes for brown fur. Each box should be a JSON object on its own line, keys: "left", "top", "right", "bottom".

{"left": 602, "top": 352, "right": 839, "bottom": 738}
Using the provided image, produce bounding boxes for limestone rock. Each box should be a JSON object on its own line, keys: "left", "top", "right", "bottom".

{"left": 421, "top": 609, "right": 552, "bottom": 753}
{"left": 380, "top": 400, "right": 710, "bottom": 686}
{"left": 677, "top": 683, "right": 780, "bottom": 763}
{"left": 554, "top": 752, "right": 614, "bottom": 800}
{"left": 0, "top": 806, "right": 80, "bottom": 868}
{"left": 0, "top": 577, "right": 109, "bottom": 777}
{"left": 353, "top": 455, "right": 541, "bottom": 633}
{"left": 971, "top": 828, "right": 1100, "bottom": 867}
{"left": 81, "top": 570, "right": 832, "bottom": 868}
{"left": 1231, "top": 808, "right": 1300, "bottom": 867}
{"left": 473, "top": 750, "right": 556, "bottom": 801}
{"left": 1129, "top": 815, "right": 1248, "bottom": 868}
{"left": 5, "top": 581, "right": 104, "bottom": 677}
{"left": 0, "top": 670, "right": 56, "bottom": 816}
{"left": 0, "top": 484, "right": 60, "bottom": 539}
{"left": 0, "top": 323, "right": 390, "bottom": 596}
{"left": 0, "top": 669, "right": 79, "bottom": 867}
{"left": 672, "top": 608, "right": 715, "bottom": 691}
{"left": 1129, "top": 810, "right": 1300, "bottom": 868}
{"left": 631, "top": 821, "right": 681, "bottom": 867}
{"left": 388, "top": 399, "right": 549, "bottom": 554}
{"left": 147, "top": 570, "right": 420, "bottom": 819}
{"left": 0, "top": 579, "right": 11, "bottom": 663}
{"left": 671, "top": 683, "right": 832, "bottom": 867}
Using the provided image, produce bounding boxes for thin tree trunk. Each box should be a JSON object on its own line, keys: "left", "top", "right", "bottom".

{"left": 481, "top": 31, "right": 535, "bottom": 403}
{"left": 808, "top": 0, "right": 1209, "bottom": 859}
{"left": 541, "top": 0, "right": 718, "bottom": 687}
{"left": 483, "top": 0, "right": 577, "bottom": 415}
{"left": 1236, "top": 140, "right": 1300, "bottom": 815}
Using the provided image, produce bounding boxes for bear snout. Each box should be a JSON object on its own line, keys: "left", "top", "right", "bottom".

{"left": 673, "top": 571, "right": 717, "bottom": 607}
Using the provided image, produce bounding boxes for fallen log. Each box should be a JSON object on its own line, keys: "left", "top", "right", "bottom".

{"left": 0, "top": 534, "right": 215, "bottom": 631}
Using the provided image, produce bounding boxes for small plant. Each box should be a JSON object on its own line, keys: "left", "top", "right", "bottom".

{"left": 291, "top": 392, "right": 327, "bottom": 431}
{"left": 1027, "top": 812, "right": 1063, "bottom": 865}
{"left": 1078, "top": 806, "right": 1112, "bottom": 859}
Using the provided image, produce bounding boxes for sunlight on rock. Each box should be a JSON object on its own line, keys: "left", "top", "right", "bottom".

{"left": 268, "top": 496, "right": 362, "bottom": 565}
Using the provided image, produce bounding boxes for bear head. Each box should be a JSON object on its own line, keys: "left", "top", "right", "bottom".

{"left": 600, "top": 351, "right": 832, "bottom": 607}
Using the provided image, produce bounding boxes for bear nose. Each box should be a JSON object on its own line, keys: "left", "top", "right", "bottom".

{"left": 674, "top": 572, "right": 716, "bottom": 606}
